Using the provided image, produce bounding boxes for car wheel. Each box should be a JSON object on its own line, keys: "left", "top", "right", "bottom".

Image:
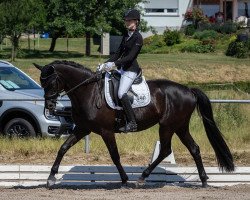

{"left": 3, "top": 118, "right": 36, "bottom": 138}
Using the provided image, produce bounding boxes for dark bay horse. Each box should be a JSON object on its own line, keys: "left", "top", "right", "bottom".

{"left": 34, "top": 60, "right": 234, "bottom": 188}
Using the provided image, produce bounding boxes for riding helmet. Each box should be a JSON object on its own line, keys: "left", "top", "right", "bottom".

{"left": 124, "top": 9, "right": 140, "bottom": 21}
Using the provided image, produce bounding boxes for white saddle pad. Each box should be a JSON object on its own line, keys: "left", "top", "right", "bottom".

{"left": 104, "top": 73, "right": 151, "bottom": 110}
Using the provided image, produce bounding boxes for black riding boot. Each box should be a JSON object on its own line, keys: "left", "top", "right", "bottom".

{"left": 119, "top": 94, "right": 137, "bottom": 133}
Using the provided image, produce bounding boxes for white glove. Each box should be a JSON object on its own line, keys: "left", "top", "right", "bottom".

{"left": 97, "top": 63, "right": 105, "bottom": 71}
{"left": 104, "top": 62, "right": 115, "bottom": 71}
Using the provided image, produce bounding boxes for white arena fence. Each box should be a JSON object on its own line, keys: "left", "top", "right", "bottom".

{"left": 0, "top": 165, "right": 249, "bottom": 187}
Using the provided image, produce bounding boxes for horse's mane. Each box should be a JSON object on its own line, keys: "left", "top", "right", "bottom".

{"left": 49, "top": 60, "right": 94, "bottom": 76}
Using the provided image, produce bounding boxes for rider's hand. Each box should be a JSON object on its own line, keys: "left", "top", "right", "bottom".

{"left": 97, "top": 63, "right": 105, "bottom": 71}
{"left": 104, "top": 62, "right": 115, "bottom": 71}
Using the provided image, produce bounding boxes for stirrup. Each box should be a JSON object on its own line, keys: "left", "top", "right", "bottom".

{"left": 119, "top": 121, "right": 137, "bottom": 133}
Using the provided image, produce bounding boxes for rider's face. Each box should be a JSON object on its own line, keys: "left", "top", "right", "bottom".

{"left": 125, "top": 19, "right": 137, "bottom": 31}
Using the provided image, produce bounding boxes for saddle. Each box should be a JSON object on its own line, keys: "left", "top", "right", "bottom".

{"left": 109, "top": 69, "right": 142, "bottom": 107}
{"left": 104, "top": 70, "right": 151, "bottom": 110}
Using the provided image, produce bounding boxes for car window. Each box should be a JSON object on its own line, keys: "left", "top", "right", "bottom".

{"left": 0, "top": 67, "right": 40, "bottom": 90}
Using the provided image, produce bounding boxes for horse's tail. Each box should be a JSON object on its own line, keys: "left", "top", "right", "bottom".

{"left": 191, "top": 88, "right": 234, "bottom": 172}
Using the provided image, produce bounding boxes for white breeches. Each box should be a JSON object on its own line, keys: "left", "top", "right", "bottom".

{"left": 117, "top": 69, "right": 137, "bottom": 99}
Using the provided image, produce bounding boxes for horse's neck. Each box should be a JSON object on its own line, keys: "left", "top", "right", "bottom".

{"left": 57, "top": 66, "right": 95, "bottom": 110}
{"left": 57, "top": 66, "right": 92, "bottom": 89}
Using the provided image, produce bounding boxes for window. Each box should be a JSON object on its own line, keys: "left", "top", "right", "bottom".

{"left": 0, "top": 67, "right": 40, "bottom": 90}
{"left": 144, "top": 0, "right": 179, "bottom": 15}
{"left": 167, "top": 9, "right": 178, "bottom": 13}
{"left": 145, "top": 9, "right": 165, "bottom": 13}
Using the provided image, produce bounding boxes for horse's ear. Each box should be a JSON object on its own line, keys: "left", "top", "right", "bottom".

{"left": 33, "top": 63, "right": 43, "bottom": 71}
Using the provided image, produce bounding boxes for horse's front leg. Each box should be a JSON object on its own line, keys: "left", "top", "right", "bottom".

{"left": 47, "top": 126, "right": 90, "bottom": 188}
{"left": 101, "top": 131, "right": 128, "bottom": 186}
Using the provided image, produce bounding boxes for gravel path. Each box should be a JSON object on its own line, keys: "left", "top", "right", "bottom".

{"left": 0, "top": 184, "right": 249, "bottom": 200}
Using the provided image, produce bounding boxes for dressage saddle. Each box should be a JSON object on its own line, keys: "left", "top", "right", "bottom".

{"left": 108, "top": 69, "right": 142, "bottom": 107}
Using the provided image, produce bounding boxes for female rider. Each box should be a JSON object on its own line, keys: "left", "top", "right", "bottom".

{"left": 100, "top": 9, "right": 143, "bottom": 133}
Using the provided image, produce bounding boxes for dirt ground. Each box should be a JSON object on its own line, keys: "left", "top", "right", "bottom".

{"left": 0, "top": 184, "right": 249, "bottom": 200}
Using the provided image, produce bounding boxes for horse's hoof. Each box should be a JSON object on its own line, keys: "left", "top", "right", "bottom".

{"left": 47, "top": 175, "right": 56, "bottom": 189}
{"left": 121, "top": 183, "right": 129, "bottom": 189}
{"left": 202, "top": 182, "right": 209, "bottom": 188}
{"left": 136, "top": 178, "right": 145, "bottom": 188}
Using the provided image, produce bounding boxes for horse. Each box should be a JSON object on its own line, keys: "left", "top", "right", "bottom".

{"left": 34, "top": 60, "right": 234, "bottom": 188}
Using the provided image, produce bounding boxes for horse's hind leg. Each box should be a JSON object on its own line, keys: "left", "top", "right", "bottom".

{"left": 101, "top": 131, "right": 128, "bottom": 186}
{"left": 47, "top": 126, "right": 89, "bottom": 188}
{"left": 138, "top": 125, "right": 173, "bottom": 184}
{"left": 176, "top": 125, "right": 209, "bottom": 187}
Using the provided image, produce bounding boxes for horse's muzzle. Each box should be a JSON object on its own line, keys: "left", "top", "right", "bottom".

{"left": 45, "top": 99, "right": 57, "bottom": 112}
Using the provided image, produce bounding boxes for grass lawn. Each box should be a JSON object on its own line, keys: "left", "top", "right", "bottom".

{"left": 0, "top": 38, "right": 249, "bottom": 166}
{"left": 0, "top": 37, "right": 249, "bottom": 84}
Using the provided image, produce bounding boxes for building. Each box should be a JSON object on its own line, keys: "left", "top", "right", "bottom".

{"left": 141, "top": 0, "right": 250, "bottom": 37}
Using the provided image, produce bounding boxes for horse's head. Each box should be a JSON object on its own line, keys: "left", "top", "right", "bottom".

{"left": 34, "top": 63, "right": 64, "bottom": 112}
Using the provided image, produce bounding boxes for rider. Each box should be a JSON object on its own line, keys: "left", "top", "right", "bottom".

{"left": 99, "top": 9, "right": 143, "bottom": 133}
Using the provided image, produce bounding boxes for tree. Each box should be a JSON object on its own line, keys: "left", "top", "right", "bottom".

{"left": 42, "top": 0, "right": 85, "bottom": 52}
{"left": 42, "top": 0, "right": 109, "bottom": 54}
{"left": 0, "top": 15, "right": 5, "bottom": 46}
{"left": 79, "top": 0, "right": 147, "bottom": 56}
{"left": 79, "top": 0, "right": 111, "bottom": 56}
{"left": 42, "top": 0, "right": 147, "bottom": 56}
{"left": 0, "top": 0, "right": 45, "bottom": 61}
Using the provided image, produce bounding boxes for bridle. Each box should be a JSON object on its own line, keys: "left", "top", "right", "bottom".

{"left": 41, "top": 69, "right": 102, "bottom": 101}
{"left": 41, "top": 73, "right": 62, "bottom": 100}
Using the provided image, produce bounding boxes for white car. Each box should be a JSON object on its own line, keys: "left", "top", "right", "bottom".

{"left": 0, "top": 60, "right": 73, "bottom": 138}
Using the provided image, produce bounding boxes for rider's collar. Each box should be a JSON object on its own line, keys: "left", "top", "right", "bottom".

{"left": 128, "top": 30, "right": 134, "bottom": 37}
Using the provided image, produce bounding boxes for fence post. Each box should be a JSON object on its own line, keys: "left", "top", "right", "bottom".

{"left": 101, "top": 33, "right": 110, "bottom": 55}
{"left": 66, "top": 35, "right": 69, "bottom": 52}
{"left": 37, "top": 34, "right": 40, "bottom": 49}
{"left": 33, "top": 32, "right": 36, "bottom": 51}
{"left": 84, "top": 135, "right": 90, "bottom": 154}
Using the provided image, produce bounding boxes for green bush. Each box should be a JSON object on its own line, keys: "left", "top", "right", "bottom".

{"left": 163, "top": 29, "right": 181, "bottom": 46}
{"left": 226, "top": 40, "right": 249, "bottom": 58}
{"left": 181, "top": 42, "right": 215, "bottom": 53}
{"left": 185, "top": 25, "right": 196, "bottom": 36}
{"left": 193, "top": 30, "right": 219, "bottom": 41}
{"left": 220, "top": 22, "right": 238, "bottom": 34}
{"left": 198, "top": 22, "right": 238, "bottom": 34}
{"left": 142, "top": 35, "right": 165, "bottom": 53}
{"left": 234, "top": 42, "right": 248, "bottom": 58}
{"left": 247, "top": 39, "right": 250, "bottom": 50}
{"left": 198, "top": 22, "right": 213, "bottom": 30}
{"left": 226, "top": 40, "right": 237, "bottom": 56}
{"left": 140, "top": 45, "right": 154, "bottom": 53}
{"left": 143, "top": 35, "right": 165, "bottom": 47}
{"left": 143, "top": 35, "right": 154, "bottom": 45}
